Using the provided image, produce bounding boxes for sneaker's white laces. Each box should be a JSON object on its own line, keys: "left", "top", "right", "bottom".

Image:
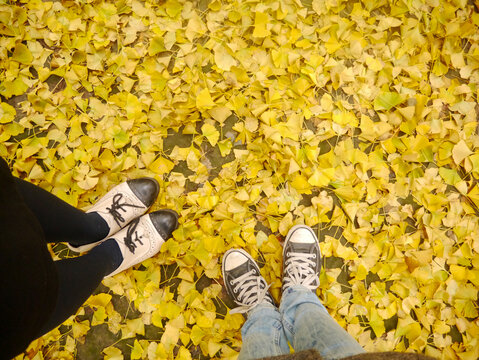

{"left": 229, "top": 269, "right": 271, "bottom": 314}
{"left": 283, "top": 252, "right": 318, "bottom": 290}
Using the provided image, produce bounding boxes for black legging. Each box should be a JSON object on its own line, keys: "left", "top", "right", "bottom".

{"left": 14, "top": 178, "right": 122, "bottom": 336}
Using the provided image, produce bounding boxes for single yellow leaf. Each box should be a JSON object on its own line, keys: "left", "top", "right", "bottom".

{"left": 103, "top": 346, "right": 124, "bottom": 360}
{"left": 0, "top": 102, "right": 16, "bottom": 124}
{"left": 12, "top": 43, "right": 33, "bottom": 64}
{"left": 87, "top": 293, "right": 112, "bottom": 307}
{"left": 196, "top": 88, "right": 215, "bottom": 110}
{"left": 78, "top": 176, "right": 99, "bottom": 190}
{"left": 149, "top": 156, "right": 174, "bottom": 175}
{"left": 148, "top": 36, "right": 165, "bottom": 56}
{"left": 201, "top": 123, "right": 220, "bottom": 146}
{"left": 131, "top": 339, "right": 143, "bottom": 360}
{"left": 214, "top": 46, "right": 237, "bottom": 71}
{"left": 308, "top": 168, "right": 335, "bottom": 187}
{"left": 209, "top": 106, "right": 232, "bottom": 124}
{"left": 190, "top": 325, "right": 205, "bottom": 345}
{"left": 253, "top": 12, "right": 270, "bottom": 37}
{"left": 452, "top": 140, "right": 472, "bottom": 165}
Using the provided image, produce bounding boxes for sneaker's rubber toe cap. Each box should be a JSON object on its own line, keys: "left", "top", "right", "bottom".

{"left": 289, "top": 227, "right": 316, "bottom": 244}
{"left": 149, "top": 209, "right": 179, "bottom": 240}
{"left": 223, "top": 250, "right": 249, "bottom": 271}
{"left": 127, "top": 178, "right": 160, "bottom": 207}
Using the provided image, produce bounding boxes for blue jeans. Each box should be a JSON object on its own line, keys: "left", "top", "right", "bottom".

{"left": 239, "top": 285, "right": 365, "bottom": 360}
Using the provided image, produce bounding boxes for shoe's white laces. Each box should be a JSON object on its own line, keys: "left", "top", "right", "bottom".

{"left": 283, "top": 252, "right": 318, "bottom": 290}
{"left": 229, "top": 269, "right": 271, "bottom": 314}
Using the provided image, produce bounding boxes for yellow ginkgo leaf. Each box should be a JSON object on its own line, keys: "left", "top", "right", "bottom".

{"left": 253, "top": 12, "right": 270, "bottom": 37}
{"left": 201, "top": 123, "right": 220, "bottom": 146}
{"left": 0, "top": 102, "right": 16, "bottom": 124}
{"left": 12, "top": 43, "right": 33, "bottom": 64}
{"left": 130, "top": 339, "right": 143, "bottom": 360}
{"left": 452, "top": 140, "right": 472, "bottom": 165}
{"left": 103, "top": 346, "right": 123, "bottom": 360}
{"left": 196, "top": 88, "right": 215, "bottom": 110}
{"left": 214, "top": 46, "right": 237, "bottom": 71}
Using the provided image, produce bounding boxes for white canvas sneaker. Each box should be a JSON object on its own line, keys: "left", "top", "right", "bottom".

{"left": 282, "top": 225, "right": 322, "bottom": 293}
{"left": 222, "top": 249, "right": 275, "bottom": 314}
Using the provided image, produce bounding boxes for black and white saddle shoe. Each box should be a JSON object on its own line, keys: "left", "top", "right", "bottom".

{"left": 68, "top": 178, "right": 159, "bottom": 252}
{"left": 105, "top": 209, "right": 178, "bottom": 277}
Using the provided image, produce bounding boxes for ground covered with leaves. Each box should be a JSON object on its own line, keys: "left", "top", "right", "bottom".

{"left": 1, "top": 0, "right": 479, "bottom": 359}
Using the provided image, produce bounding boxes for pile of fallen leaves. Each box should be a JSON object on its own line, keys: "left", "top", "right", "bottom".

{"left": 1, "top": 0, "right": 479, "bottom": 359}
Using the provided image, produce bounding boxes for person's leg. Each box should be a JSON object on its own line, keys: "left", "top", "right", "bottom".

{"left": 280, "top": 285, "right": 365, "bottom": 360}
{"left": 37, "top": 239, "right": 121, "bottom": 335}
{"left": 37, "top": 210, "right": 179, "bottom": 335}
{"left": 0, "top": 158, "right": 59, "bottom": 358}
{"left": 13, "top": 177, "right": 160, "bottom": 248}
{"left": 222, "top": 249, "right": 289, "bottom": 360}
{"left": 280, "top": 225, "right": 364, "bottom": 360}
{"left": 238, "top": 304, "right": 289, "bottom": 360}
{"left": 13, "top": 178, "right": 108, "bottom": 245}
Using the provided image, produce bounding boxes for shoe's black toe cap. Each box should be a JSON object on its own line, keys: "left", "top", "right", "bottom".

{"left": 149, "top": 209, "right": 179, "bottom": 240}
{"left": 127, "top": 178, "right": 160, "bottom": 207}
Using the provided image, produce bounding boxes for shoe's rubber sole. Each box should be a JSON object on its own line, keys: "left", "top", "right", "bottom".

{"left": 67, "top": 240, "right": 104, "bottom": 253}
